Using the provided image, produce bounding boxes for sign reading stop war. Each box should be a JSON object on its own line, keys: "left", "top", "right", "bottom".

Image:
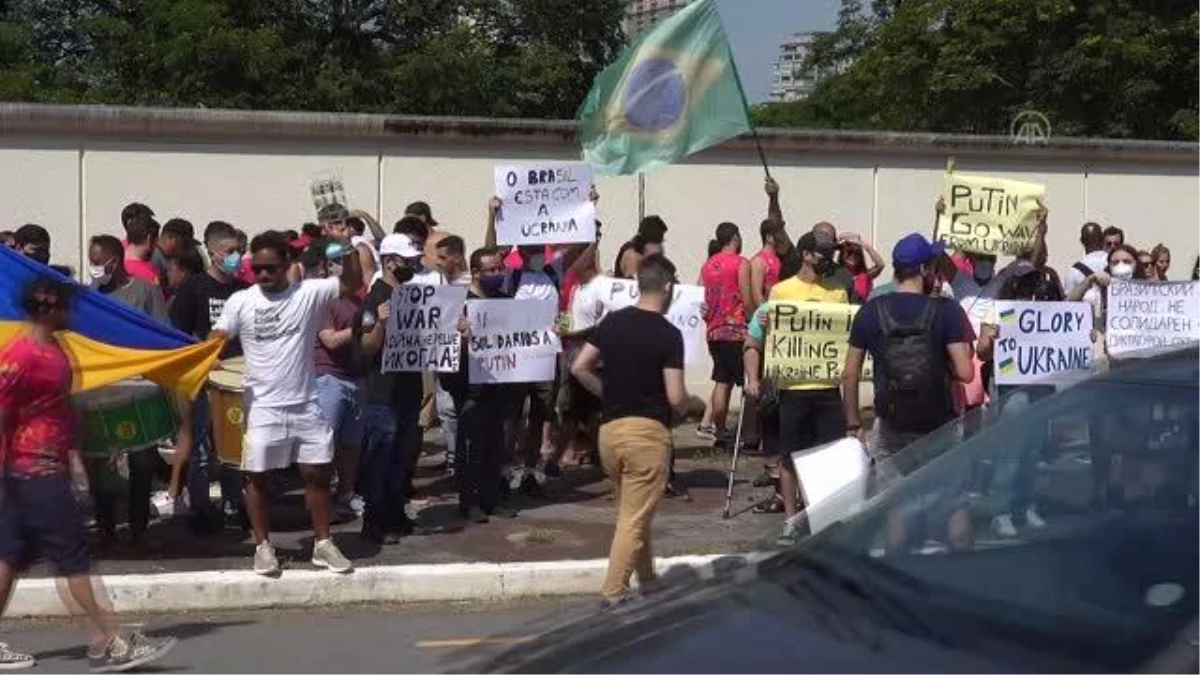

{"left": 467, "top": 298, "right": 561, "bottom": 384}
{"left": 1106, "top": 280, "right": 1200, "bottom": 357}
{"left": 993, "top": 301, "right": 1093, "bottom": 386}
{"left": 764, "top": 302, "right": 872, "bottom": 386}
{"left": 382, "top": 284, "right": 467, "bottom": 373}
{"left": 597, "top": 277, "right": 705, "bottom": 365}
{"left": 935, "top": 171, "right": 1046, "bottom": 256}
{"left": 493, "top": 163, "right": 597, "bottom": 246}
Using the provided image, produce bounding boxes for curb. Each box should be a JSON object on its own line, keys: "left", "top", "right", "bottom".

{"left": 7, "top": 554, "right": 759, "bottom": 618}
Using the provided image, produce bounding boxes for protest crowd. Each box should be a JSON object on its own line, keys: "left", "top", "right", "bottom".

{"left": 0, "top": 168, "right": 1195, "bottom": 668}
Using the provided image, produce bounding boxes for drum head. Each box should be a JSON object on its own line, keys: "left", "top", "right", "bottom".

{"left": 220, "top": 357, "right": 247, "bottom": 374}
{"left": 208, "top": 368, "right": 244, "bottom": 391}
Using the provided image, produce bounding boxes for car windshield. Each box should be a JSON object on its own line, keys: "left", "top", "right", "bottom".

{"left": 779, "top": 364, "right": 1198, "bottom": 670}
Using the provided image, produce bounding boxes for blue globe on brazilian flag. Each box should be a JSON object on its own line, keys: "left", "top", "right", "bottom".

{"left": 578, "top": 0, "right": 752, "bottom": 175}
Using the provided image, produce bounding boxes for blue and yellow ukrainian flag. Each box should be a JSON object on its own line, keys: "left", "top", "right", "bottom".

{"left": 997, "top": 358, "right": 1017, "bottom": 377}
{"left": 578, "top": 0, "right": 752, "bottom": 175}
{"left": 0, "top": 246, "right": 222, "bottom": 399}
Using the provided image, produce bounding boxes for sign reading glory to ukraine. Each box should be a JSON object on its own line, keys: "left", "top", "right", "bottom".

{"left": 493, "top": 163, "right": 597, "bottom": 246}
{"left": 578, "top": 0, "right": 751, "bottom": 175}
{"left": 992, "top": 301, "right": 1093, "bottom": 386}
{"left": 935, "top": 171, "right": 1046, "bottom": 256}
{"left": 764, "top": 302, "right": 872, "bottom": 386}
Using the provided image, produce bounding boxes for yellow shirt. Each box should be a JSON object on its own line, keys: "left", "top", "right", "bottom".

{"left": 762, "top": 275, "right": 849, "bottom": 390}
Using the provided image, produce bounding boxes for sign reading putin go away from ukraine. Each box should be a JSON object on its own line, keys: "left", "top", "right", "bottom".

{"left": 934, "top": 171, "right": 1046, "bottom": 256}
{"left": 764, "top": 302, "right": 872, "bottom": 387}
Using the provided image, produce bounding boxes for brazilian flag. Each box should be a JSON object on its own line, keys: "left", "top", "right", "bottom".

{"left": 578, "top": 0, "right": 752, "bottom": 175}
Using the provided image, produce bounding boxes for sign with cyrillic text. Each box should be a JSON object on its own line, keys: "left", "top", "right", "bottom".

{"left": 992, "top": 301, "right": 1093, "bottom": 385}
{"left": 764, "top": 302, "right": 872, "bottom": 386}
{"left": 1106, "top": 280, "right": 1200, "bottom": 357}
{"left": 383, "top": 284, "right": 467, "bottom": 373}
{"left": 596, "top": 277, "right": 705, "bottom": 364}
{"left": 493, "top": 163, "right": 596, "bottom": 246}
{"left": 467, "top": 298, "right": 561, "bottom": 384}
{"left": 935, "top": 171, "right": 1046, "bottom": 256}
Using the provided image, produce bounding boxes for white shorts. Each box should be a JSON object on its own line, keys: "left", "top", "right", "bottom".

{"left": 242, "top": 400, "right": 334, "bottom": 473}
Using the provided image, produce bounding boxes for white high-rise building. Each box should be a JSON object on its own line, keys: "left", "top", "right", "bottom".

{"left": 771, "top": 31, "right": 825, "bottom": 102}
{"left": 623, "top": 0, "right": 695, "bottom": 39}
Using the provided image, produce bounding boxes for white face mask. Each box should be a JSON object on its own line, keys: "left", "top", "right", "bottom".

{"left": 88, "top": 263, "right": 112, "bottom": 286}
{"left": 1111, "top": 262, "right": 1134, "bottom": 281}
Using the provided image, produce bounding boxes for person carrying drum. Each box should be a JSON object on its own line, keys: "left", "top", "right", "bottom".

{"left": 0, "top": 276, "right": 177, "bottom": 671}
{"left": 210, "top": 231, "right": 361, "bottom": 577}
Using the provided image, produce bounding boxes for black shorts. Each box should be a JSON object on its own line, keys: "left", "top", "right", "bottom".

{"left": 708, "top": 340, "right": 744, "bottom": 386}
{"left": 777, "top": 388, "right": 845, "bottom": 458}
{"left": 0, "top": 474, "right": 90, "bottom": 577}
{"left": 513, "top": 375, "right": 560, "bottom": 426}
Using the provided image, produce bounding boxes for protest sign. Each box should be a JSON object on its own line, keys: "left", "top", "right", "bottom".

{"left": 1106, "top": 280, "right": 1200, "bottom": 357}
{"left": 493, "top": 163, "right": 596, "bottom": 246}
{"left": 467, "top": 298, "right": 561, "bottom": 384}
{"left": 992, "top": 301, "right": 1093, "bottom": 386}
{"left": 382, "top": 284, "right": 467, "bottom": 373}
{"left": 763, "top": 302, "right": 872, "bottom": 386}
{"left": 596, "top": 276, "right": 705, "bottom": 364}
{"left": 792, "top": 438, "right": 870, "bottom": 535}
{"left": 934, "top": 171, "right": 1046, "bottom": 256}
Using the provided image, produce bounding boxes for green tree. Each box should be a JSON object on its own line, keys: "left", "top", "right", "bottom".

{"left": 754, "top": 0, "right": 1199, "bottom": 141}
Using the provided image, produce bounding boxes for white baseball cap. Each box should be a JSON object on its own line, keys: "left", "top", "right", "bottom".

{"left": 379, "top": 234, "right": 422, "bottom": 259}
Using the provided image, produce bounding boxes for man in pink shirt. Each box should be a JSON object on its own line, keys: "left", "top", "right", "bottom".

{"left": 123, "top": 212, "right": 162, "bottom": 288}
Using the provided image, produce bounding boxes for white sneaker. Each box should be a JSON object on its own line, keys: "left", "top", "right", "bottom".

{"left": 1025, "top": 507, "right": 1046, "bottom": 528}
{"left": 253, "top": 541, "right": 281, "bottom": 577}
{"left": 991, "top": 513, "right": 1018, "bottom": 538}
{"left": 347, "top": 494, "right": 365, "bottom": 515}
{"left": 0, "top": 642, "right": 35, "bottom": 670}
{"left": 312, "top": 539, "right": 353, "bottom": 574}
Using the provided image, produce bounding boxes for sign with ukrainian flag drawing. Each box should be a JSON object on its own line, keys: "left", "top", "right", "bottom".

{"left": 578, "top": 0, "right": 751, "bottom": 175}
{"left": 992, "top": 301, "right": 1093, "bottom": 386}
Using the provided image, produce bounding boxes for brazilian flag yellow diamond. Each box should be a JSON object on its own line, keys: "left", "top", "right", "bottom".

{"left": 578, "top": 0, "right": 752, "bottom": 175}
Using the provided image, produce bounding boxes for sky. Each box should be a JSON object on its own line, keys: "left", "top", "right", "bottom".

{"left": 715, "top": 0, "right": 842, "bottom": 103}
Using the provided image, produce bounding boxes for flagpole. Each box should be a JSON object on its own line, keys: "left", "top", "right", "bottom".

{"left": 749, "top": 124, "right": 771, "bottom": 180}
{"left": 638, "top": 173, "right": 646, "bottom": 221}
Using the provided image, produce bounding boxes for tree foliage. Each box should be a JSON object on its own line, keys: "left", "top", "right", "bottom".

{"left": 754, "top": 0, "right": 1199, "bottom": 141}
{"left": 0, "top": 0, "right": 626, "bottom": 118}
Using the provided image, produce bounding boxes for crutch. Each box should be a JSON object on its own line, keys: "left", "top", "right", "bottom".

{"left": 721, "top": 387, "right": 747, "bottom": 519}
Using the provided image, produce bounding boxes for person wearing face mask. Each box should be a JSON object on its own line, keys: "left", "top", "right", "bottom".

{"left": 351, "top": 233, "right": 426, "bottom": 544}
{"left": 166, "top": 222, "right": 248, "bottom": 532}
{"left": 742, "top": 231, "right": 851, "bottom": 546}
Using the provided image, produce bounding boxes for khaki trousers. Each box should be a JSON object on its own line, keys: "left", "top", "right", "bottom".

{"left": 598, "top": 417, "right": 671, "bottom": 601}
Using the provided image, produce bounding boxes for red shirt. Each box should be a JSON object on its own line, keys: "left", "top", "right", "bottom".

{"left": 0, "top": 334, "right": 75, "bottom": 478}
{"left": 752, "top": 248, "right": 781, "bottom": 296}
{"left": 701, "top": 251, "right": 748, "bottom": 342}
{"left": 124, "top": 258, "right": 160, "bottom": 287}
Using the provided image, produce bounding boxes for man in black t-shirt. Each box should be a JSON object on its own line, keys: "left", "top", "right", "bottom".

{"left": 571, "top": 255, "right": 687, "bottom": 607}
{"left": 167, "top": 222, "right": 247, "bottom": 532}
{"left": 354, "top": 234, "right": 426, "bottom": 543}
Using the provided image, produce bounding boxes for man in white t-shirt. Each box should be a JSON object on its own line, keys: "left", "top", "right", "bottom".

{"left": 1063, "top": 222, "right": 1109, "bottom": 319}
{"left": 212, "top": 231, "right": 359, "bottom": 577}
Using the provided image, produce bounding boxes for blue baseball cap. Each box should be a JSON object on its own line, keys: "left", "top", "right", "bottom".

{"left": 892, "top": 233, "right": 945, "bottom": 268}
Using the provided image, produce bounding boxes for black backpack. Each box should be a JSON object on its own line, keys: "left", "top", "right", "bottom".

{"left": 877, "top": 296, "right": 954, "bottom": 434}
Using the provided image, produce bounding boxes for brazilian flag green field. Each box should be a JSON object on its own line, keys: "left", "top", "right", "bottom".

{"left": 578, "top": 0, "right": 752, "bottom": 175}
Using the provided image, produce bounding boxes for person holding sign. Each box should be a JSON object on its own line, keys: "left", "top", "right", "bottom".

{"left": 353, "top": 233, "right": 426, "bottom": 544}
{"left": 210, "top": 232, "right": 361, "bottom": 576}
{"left": 571, "top": 255, "right": 688, "bottom": 607}
{"left": 843, "top": 233, "right": 976, "bottom": 471}
{"left": 743, "top": 231, "right": 850, "bottom": 547}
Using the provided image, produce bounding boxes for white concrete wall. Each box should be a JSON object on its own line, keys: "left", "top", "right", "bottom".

{"left": 1, "top": 118, "right": 1195, "bottom": 389}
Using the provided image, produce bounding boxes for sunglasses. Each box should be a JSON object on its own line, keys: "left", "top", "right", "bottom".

{"left": 30, "top": 298, "right": 62, "bottom": 313}
{"left": 252, "top": 264, "right": 285, "bottom": 274}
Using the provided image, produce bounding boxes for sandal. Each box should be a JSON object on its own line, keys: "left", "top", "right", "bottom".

{"left": 752, "top": 495, "right": 785, "bottom": 514}
{"left": 752, "top": 471, "right": 779, "bottom": 488}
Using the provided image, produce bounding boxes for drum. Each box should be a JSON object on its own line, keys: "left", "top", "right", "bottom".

{"left": 207, "top": 359, "right": 246, "bottom": 468}
{"left": 76, "top": 380, "right": 180, "bottom": 459}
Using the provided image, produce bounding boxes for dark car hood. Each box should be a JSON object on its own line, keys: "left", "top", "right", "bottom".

{"left": 454, "top": 556, "right": 1030, "bottom": 674}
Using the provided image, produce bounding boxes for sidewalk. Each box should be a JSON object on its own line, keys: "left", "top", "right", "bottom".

{"left": 10, "top": 426, "right": 785, "bottom": 616}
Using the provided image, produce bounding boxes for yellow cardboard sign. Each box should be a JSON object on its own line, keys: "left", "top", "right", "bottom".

{"left": 763, "top": 302, "right": 873, "bottom": 386}
{"left": 934, "top": 171, "right": 1046, "bottom": 256}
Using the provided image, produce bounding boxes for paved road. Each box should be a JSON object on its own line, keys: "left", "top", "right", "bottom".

{"left": 1, "top": 598, "right": 587, "bottom": 673}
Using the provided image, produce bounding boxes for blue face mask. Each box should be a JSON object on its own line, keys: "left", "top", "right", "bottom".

{"left": 218, "top": 252, "right": 241, "bottom": 275}
{"left": 479, "top": 273, "right": 506, "bottom": 296}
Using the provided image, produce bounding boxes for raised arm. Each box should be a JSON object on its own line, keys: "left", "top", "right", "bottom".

{"left": 765, "top": 177, "right": 783, "bottom": 225}
{"left": 1029, "top": 200, "right": 1049, "bottom": 268}
{"left": 351, "top": 209, "right": 387, "bottom": 243}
